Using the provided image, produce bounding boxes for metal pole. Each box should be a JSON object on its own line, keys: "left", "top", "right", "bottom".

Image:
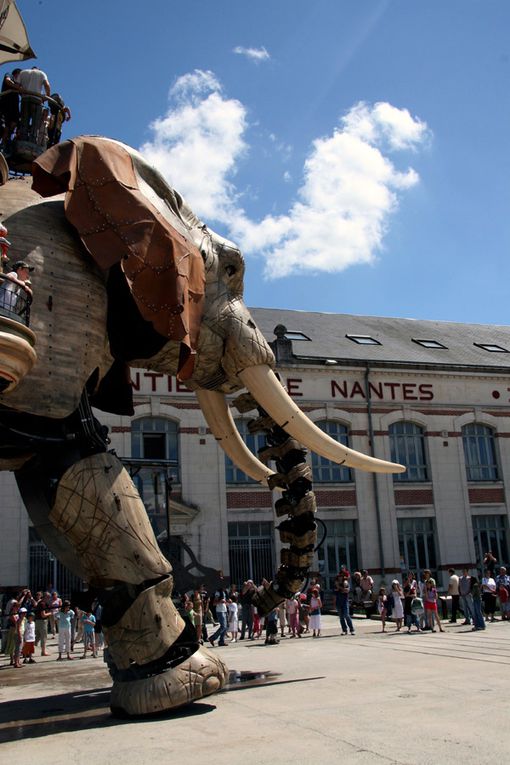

{"left": 364, "top": 365, "right": 386, "bottom": 578}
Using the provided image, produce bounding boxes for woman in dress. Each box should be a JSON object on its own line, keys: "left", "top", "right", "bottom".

{"left": 227, "top": 595, "right": 239, "bottom": 642}
{"left": 390, "top": 580, "right": 404, "bottom": 631}
{"left": 309, "top": 588, "right": 322, "bottom": 638}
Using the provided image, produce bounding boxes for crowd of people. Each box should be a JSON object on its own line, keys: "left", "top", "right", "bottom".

{"left": 1, "top": 588, "right": 102, "bottom": 668}
{"left": 2, "top": 555, "right": 508, "bottom": 667}
{"left": 182, "top": 558, "right": 510, "bottom": 648}
{"left": 179, "top": 579, "right": 327, "bottom": 647}
{"left": 0, "top": 64, "right": 71, "bottom": 151}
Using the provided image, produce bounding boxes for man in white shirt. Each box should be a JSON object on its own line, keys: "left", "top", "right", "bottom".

{"left": 18, "top": 66, "right": 50, "bottom": 142}
{"left": 447, "top": 568, "right": 460, "bottom": 623}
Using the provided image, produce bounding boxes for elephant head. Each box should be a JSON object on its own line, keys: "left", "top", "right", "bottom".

{"left": 0, "top": 136, "right": 404, "bottom": 479}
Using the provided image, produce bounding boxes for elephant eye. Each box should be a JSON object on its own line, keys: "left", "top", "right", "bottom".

{"left": 225, "top": 264, "right": 236, "bottom": 277}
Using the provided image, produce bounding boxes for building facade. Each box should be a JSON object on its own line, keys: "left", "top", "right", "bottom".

{"left": 1, "top": 308, "right": 510, "bottom": 594}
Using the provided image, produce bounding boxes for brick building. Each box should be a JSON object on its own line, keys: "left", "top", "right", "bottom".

{"left": 1, "top": 308, "right": 510, "bottom": 593}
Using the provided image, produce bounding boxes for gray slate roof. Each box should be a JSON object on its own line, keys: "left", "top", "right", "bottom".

{"left": 249, "top": 308, "right": 510, "bottom": 371}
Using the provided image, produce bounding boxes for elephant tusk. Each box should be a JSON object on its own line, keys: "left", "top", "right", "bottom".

{"left": 238, "top": 366, "right": 406, "bottom": 475}
{"left": 195, "top": 388, "right": 276, "bottom": 486}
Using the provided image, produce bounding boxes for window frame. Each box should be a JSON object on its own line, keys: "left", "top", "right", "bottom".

{"left": 225, "top": 419, "right": 268, "bottom": 484}
{"left": 462, "top": 423, "right": 499, "bottom": 482}
{"left": 389, "top": 420, "right": 429, "bottom": 483}
{"left": 310, "top": 419, "right": 353, "bottom": 483}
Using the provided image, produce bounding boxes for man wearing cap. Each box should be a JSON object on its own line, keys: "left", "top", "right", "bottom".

{"left": 0, "top": 260, "right": 33, "bottom": 316}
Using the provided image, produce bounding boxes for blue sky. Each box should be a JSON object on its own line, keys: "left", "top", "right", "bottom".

{"left": 10, "top": 0, "right": 510, "bottom": 325}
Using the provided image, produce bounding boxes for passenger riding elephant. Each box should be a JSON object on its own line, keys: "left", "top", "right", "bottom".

{"left": 0, "top": 137, "right": 404, "bottom": 716}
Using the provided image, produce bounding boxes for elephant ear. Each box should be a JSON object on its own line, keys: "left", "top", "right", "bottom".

{"left": 32, "top": 137, "right": 205, "bottom": 380}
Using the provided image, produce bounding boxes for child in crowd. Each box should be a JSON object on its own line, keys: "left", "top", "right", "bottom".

{"left": 286, "top": 595, "right": 300, "bottom": 638}
{"left": 264, "top": 607, "right": 279, "bottom": 645}
{"left": 227, "top": 595, "right": 238, "bottom": 642}
{"left": 309, "top": 588, "right": 322, "bottom": 638}
{"left": 299, "top": 594, "right": 310, "bottom": 634}
{"left": 184, "top": 599, "right": 196, "bottom": 629}
{"left": 22, "top": 612, "right": 36, "bottom": 663}
{"left": 55, "top": 600, "right": 75, "bottom": 660}
{"left": 377, "top": 587, "right": 388, "bottom": 633}
{"left": 410, "top": 593, "right": 424, "bottom": 631}
{"left": 80, "top": 609, "right": 97, "bottom": 658}
{"left": 424, "top": 578, "right": 445, "bottom": 632}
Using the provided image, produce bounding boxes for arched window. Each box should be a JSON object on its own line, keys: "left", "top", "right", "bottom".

{"left": 462, "top": 423, "right": 499, "bottom": 482}
{"left": 311, "top": 420, "right": 352, "bottom": 483}
{"left": 389, "top": 421, "right": 428, "bottom": 482}
{"left": 225, "top": 419, "right": 267, "bottom": 484}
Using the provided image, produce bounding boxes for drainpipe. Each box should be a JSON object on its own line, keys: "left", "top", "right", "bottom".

{"left": 364, "top": 365, "right": 386, "bottom": 578}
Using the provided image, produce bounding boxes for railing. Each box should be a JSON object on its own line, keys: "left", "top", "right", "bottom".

{"left": 0, "top": 89, "right": 63, "bottom": 150}
{"left": 0, "top": 275, "right": 32, "bottom": 326}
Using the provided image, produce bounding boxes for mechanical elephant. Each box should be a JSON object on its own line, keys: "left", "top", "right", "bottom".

{"left": 0, "top": 137, "right": 404, "bottom": 716}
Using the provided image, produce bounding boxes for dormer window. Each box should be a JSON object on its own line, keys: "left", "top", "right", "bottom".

{"left": 284, "top": 331, "right": 311, "bottom": 341}
{"left": 412, "top": 339, "right": 448, "bottom": 349}
{"left": 474, "top": 343, "right": 509, "bottom": 353}
{"left": 346, "top": 334, "right": 381, "bottom": 346}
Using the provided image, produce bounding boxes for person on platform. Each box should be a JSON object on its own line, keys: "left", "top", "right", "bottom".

{"left": 0, "top": 68, "right": 21, "bottom": 146}
{"left": 0, "top": 260, "right": 33, "bottom": 317}
{"left": 47, "top": 92, "right": 71, "bottom": 147}
{"left": 18, "top": 66, "right": 50, "bottom": 143}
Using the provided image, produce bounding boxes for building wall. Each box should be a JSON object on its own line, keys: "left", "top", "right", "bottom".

{"left": 1, "top": 362, "right": 509, "bottom": 592}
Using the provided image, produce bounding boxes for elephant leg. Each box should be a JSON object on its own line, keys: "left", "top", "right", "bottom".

{"left": 47, "top": 451, "right": 228, "bottom": 716}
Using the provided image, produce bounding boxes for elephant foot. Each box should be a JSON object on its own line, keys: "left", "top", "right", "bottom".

{"left": 109, "top": 645, "right": 228, "bottom": 717}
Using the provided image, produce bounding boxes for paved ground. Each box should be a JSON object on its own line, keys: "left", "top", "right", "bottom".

{"left": 1, "top": 615, "right": 509, "bottom": 764}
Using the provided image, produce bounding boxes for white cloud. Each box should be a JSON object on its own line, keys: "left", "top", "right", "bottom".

{"left": 140, "top": 70, "right": 247, "bottom": 221}
{"left": 140, "top": 75, "right": 430, "bottom": 279}
{"left": 233, "top": 45, "right": 270, "bottom": 63}
{"left": 342, "top": 101, "right": 429, "bottom": 152}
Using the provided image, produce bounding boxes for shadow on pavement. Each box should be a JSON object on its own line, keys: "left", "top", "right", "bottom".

{"left": 0, "top": 687, "right": 216, "bottom": 743}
